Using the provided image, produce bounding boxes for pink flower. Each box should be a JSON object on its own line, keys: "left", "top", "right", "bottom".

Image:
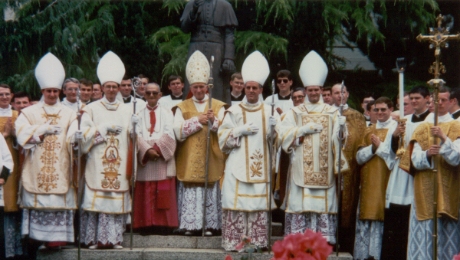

{"left": 453, "top": 253, "right": 460, "bottom": 260}
{"left": 272, "top": 229, "right": 332, "bottom": 260}
{"left": 225, "top": 255, "right": 233, "bottom": 260}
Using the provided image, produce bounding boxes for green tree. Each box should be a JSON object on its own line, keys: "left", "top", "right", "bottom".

{"left": 0, "top": 0, "right": 442, "bottom": 103}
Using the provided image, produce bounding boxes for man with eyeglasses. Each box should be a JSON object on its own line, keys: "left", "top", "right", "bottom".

{"left": 132, "top": 82, "right": 178, "bottom": 234}
{"left": 0, "top": 84, "right": 23, "bottom": 258}
{"left": 381, "top": 86, "right": 431, "bottom": 259}
{"left": 229, "top": 72, "right": 244, "bottom": 106}
{"left": 118, "top": 76, "right": 146, "bottom": 111}
{"left": 173, "top": 51, "right": 227, "bottom": 236}
{"left": 264, "top": 70, "right": 294, "bottom": 115}
{"left": 62, "top": 78, "right": 84, "bottom": 112}
{"left": 158, "top": 75, "right": 185, "bottom": 110}
{"left": 331, "top": 83, "right": 366, "bottom": 255}
{"left": 403, "top": 86, "right": 460, "bottom": 260}
{"left": 76, "top": 51, "right": 134, "bottom": 249}
{"left": 354, "top": 96, "right": 399, "bottom": 260}
{"left": 15, "top": 53, "right": 77, "bottom": 250}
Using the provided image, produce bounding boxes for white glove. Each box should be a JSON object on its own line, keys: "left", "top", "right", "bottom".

{"left": 131, "top": 114, "right": 140, "bottom": 125}
{"left": 268, "top": 116, "right": 277, "bottom": 127}
{"left": 107, "top": 125, "right": 123, "bottom": 134}
{"left": 36, "top": 120, "right": 52, "bottom": 136}
{"left": 338, "top": 116, "right": 346, "bottom": 126}
{"left": 235, "top": 122, "right": 259, "bottom": 136}
{"left": 299, "top": 123, "right": 323, "bottom": 135}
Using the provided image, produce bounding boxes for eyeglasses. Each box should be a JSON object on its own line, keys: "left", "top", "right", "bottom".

{"left": 277, "top": 79, "right": 289, "bottom": 84}
{"left": 0, "top": 93, "right": 11, "bottom": 97}
{"left": 292, "top": 95, "right": 305, "bottom": 100}
{"left": 145, "top": 91, "right": 160, "bottom": 96}
{"left": 373, "top": 108, "right": 388, "bottom": 112}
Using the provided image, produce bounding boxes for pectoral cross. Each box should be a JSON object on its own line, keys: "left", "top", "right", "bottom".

{"left": 416, "top": 14, "right": 460, "bottom": 260}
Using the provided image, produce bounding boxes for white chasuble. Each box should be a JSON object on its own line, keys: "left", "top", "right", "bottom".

{"left": 278, "top": 102, "right": 349, "bottom": 214}
{"left": 16, "top": 103, "right": 75, "bottom": 195}
{"left": 77, "top": 98, "right": 132, "bottom": 214}
{"left": 15, "top": 102, "right": 77, "bottom": 210}
{"left": 219, "top": 102, "right": 278, "bottom": 211}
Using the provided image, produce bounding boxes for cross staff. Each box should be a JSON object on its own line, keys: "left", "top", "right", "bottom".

{"left": 416, "top": 14, "right": 460, "bottom": 260}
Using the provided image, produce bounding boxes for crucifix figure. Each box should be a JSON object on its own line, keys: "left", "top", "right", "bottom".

{"left": 413, "top": 14, "right": 460, "bottom": 260}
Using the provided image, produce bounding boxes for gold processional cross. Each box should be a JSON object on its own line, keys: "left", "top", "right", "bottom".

{"left": 416, "top": 14, "right": 460, "bottom": 260}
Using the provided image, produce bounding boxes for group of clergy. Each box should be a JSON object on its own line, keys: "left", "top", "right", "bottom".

{"left": 1, "top": 46, "right": 460, "bottom": 260}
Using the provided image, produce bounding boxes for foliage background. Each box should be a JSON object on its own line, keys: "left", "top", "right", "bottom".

{"left": 1, "top": 0, "right": 459, "bottom": 110}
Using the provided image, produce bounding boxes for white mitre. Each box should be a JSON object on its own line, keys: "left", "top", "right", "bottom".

{"left": 299, "top": 50, "right": 328, "bottom": 87}
{"left": 241, "top": 51, "right": 270, "bottom": 86}
{"left": 35, "top": 53, "right": 65, "bottom": 90}
{"left": 186, "top": 51, "right": 210, "bottom": 85}
{"left": 97, "top": 51, "right": 125, "bottom": 85}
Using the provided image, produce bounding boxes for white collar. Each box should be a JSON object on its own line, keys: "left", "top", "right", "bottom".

{"left": 333, "top": 104, "right": 349, "bottom": 110}
{"left": 0, "top": 105, "right": 12, "bottom": 116}
{"left": 377, "top": 117, "right": 394, "bottom": 128}
{"left": 192, "top": 94, "right": 209, "bottom": 103}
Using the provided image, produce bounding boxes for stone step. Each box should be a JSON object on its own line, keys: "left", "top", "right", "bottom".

{"left": 37, "top": 247, "right": 353, "bottom": 260}
{"left": 121, "top": 234, "right": 284, "bottom": 249}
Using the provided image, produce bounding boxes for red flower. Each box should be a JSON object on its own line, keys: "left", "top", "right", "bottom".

{"left": 225, "top": 255, "right": 233, "bottom": 260}
{"left": 272, "top": 229, "right": 332, "bottom": 260}
{"left": 235, "top": 235, "right": 251, "bottom": 251}
{"left": 453, "top": 253, "right": 460, "bottom": 260}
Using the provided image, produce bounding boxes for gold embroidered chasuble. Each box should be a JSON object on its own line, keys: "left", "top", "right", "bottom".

{"left": 278, "top": 102, "right": 349, "bottom": 214}
{"left": 80, "top": 100, "right": 132, "bottom": 192}
{"left": 0, "top": 111, "right": 20, "bottom": 212}
{"left": 218, "top": 102, "right": 278, "bottom": 211}
{"left": 16, "top": 103, "right": 75, "bottom": 195}
{"left": 175, "top": 98, "right": 226, "bottom": 184}
{"left": 358, "top": 125, "right": 392, "bottom": 221}
{"left": 408, "top": 121, "right": 460, "bottom": 221}
{"left": 340, "top": 108, "right": 366, "bottom": 227}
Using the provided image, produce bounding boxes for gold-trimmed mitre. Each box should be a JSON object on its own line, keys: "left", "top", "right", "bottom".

{"left": 35, "top": 53, "right": 65, "bottom": 90}
{"left": 299, "top": 50, "right": 328, "bottom": 87}
{"left": 186, "top": 51, "right": 210, "bottom": 85}
{"left": 97, "top": 51, "right": 125, "bottom": 85}
{"left": 241, "top": 50, "right": 270, "bottom": 86}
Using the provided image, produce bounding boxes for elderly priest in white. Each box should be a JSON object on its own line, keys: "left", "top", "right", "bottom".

{"left": 219, "top": 51, "right": 278, "bottom": 251}
{"left": 76, "top": 51, "right": 134, "bottom": 249}
{"left": 15, "top": 53, "right": 77, "bottom": 250}
{"left": 173, "top": 51, "right": 227, "bottom": 236}
{"left": 277, "top": 51, "right": 347, "bottom": 244}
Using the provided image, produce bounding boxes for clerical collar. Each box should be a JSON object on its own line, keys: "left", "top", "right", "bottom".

{"left": 451, "top": 109, "right": 460, "bottom": 119}
{"left": 364, "top": 114, "right": 370, "bottom": 121}
{"left": 123, "top": 96, "right": 132, "bottom": 103}
{"left": 147, "top": 104, "right": 158, "bottom": 111}
{"left": 377, "top": 117, "right": 393, "bottom": 128}
{"left": 192, "top": 94, "right": 208, "bottom": 104}
{"left": 278, "top": 93, "right": 291, "bottom": 100}
{"left": 62, "top": 97, "right": 76, "bottom": 105}
{"left": 412, "top": 109, "right": 430, "bottom": 122}
{"left": 172, "top": 94, "right": 183, "bottom": 100}
{"left": 0, "top": 105, "right": 12, "bottom": 116}
{"left": 101, "top": 97, "right": 120, "bottom": 111}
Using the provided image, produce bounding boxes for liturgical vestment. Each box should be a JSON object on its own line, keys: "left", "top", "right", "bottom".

{"left": 278, "top": 101, "right": 348, "bottom": 243}
{"left": 219, "top": 101, "right": 278, "bottom": 251}
{"left": 16, "top": 102, "right": 77, "bottom": 243}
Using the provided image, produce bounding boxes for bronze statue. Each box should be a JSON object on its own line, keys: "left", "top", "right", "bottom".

{"left": 181, "top": 0, "right": 238, "bottom": 103}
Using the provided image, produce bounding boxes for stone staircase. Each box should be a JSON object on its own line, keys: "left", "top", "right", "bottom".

{"left": 37, "top": 223, "right": 353, "bottom": 260}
